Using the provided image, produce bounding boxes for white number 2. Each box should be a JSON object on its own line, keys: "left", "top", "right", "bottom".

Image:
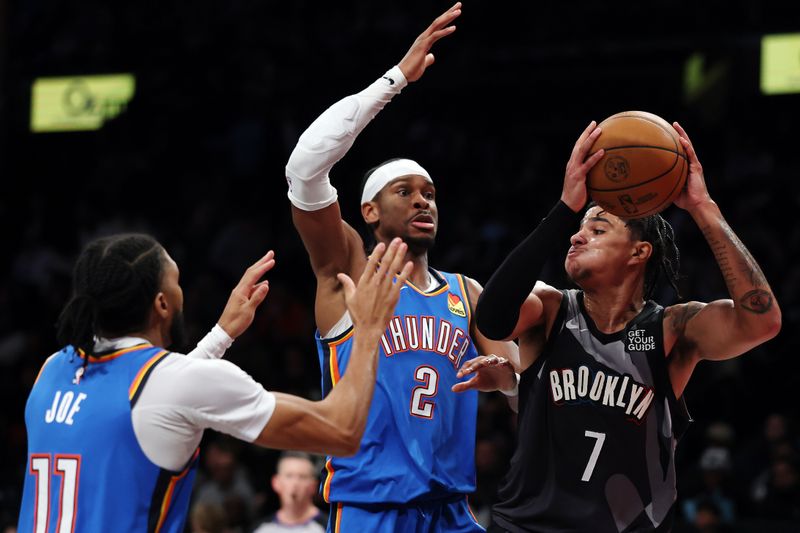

{"left": 29, "top": 454, "right": 80, "bottom": 533}
{"left": 581, "top": 431, "right": 606, "bottom": 482}
{"left": 410, "top": 366, "right": 439, "bottom": 419}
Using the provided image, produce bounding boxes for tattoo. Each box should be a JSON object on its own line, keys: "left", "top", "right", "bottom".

{"left": 699, "top": 218, "right": 773, "bottom": 314}
{"left": 700, "top": 223, "right": 737, "bottom": 286}
{"left": 668, "top": 302, "right": 704, "bottom": 335}
{"left": 666, "top": 303, "right": 703, "bottom": 359}
{"left": 740, "top": 289, "right": 773, "bottom": 314}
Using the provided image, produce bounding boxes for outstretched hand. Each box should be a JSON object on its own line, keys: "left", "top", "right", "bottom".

{"left": 398, "top": 2, "right": 461, "bottom": 83}
{"left": 337, "top": 238, "right": 413, "bottom": 335}
{"left": 452, "top": 354, "right": 516, "bottom": 393}
{"left": 218, "top": 250, "right": 276, "bottom": 339}
{"left": 672, "top": 122, "right": 713, "bottom": 212}
{"left": 561, "top": 121, "right": 605, "bottom": 212}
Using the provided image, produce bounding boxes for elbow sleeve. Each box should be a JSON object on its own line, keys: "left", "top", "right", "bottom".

{"left": 285, "top": 66, "right": 407, "bottom": 211}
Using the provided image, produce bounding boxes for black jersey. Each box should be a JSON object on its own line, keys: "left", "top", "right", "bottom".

{"left": 492, "top": 290, "right": 690, "bottom": 533}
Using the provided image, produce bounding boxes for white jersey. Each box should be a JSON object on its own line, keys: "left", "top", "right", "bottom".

{"left": 91, "top": 327, "right": 275, "bottom": 471}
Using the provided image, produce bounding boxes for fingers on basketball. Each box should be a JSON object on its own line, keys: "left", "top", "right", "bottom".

{"left": 587, "top": 111, "right": 689, "bottom": 218}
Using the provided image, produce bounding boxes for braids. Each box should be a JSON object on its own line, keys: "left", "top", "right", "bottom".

{"left": 56, "top": 234, "right": 165, "bottom": 361}
{"left": 625, "top": 214, "right": 681, "bottom": 300}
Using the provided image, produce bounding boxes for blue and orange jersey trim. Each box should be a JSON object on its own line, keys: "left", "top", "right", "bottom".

{"left": 328, "top": 502, "right": 343, "bottom": 533}
{"left": 319, "top": 329, "right": 353, "bottom": 502}
{"left": 404, "top": 269, "right": 449, "bottom": 296}
{"left": 455, "top": 274, "right": 473, "bottom": 328}
{"left": 128, "top": 350, "right": 170, "bottom": 405}
{"left": 147, "top": 448, "right": 199, "bottom": 533}
{"left": 320, "top": 329, "right": 353, "bottom": 397}
{"left": 79, "top": 343, "right": 153, "bottom": 363}
{"left": 322, "top": 458, "right": 336, "bottom": 503}
{"left": 466, "top": 495, "right": 480, "bottom": 525}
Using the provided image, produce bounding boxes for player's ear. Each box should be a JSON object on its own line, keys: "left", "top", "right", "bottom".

{"left": 153, "top": 292, "right": 169, "bottom": 319}
{"left": 630, "top": 241, "right": 653, "bottom": 265}
{"left": 362, "top": 201, "right": 380, "bottom": 224}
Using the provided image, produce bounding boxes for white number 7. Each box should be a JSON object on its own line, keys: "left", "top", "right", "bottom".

{"left": 582, "top": 431, "right": 606, "bottom": 482}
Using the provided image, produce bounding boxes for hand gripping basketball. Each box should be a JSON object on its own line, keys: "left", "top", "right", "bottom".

{"left": 586, "top": 111, "right": 689, "bottom": 218}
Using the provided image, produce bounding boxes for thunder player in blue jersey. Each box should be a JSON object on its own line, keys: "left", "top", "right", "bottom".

{"left": 18, "top": 233, "right": 411, "bottom": 533}
{"left": 284, "top": 4, "right": 517, "bottom": 532}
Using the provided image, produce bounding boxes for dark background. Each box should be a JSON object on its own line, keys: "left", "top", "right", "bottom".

{"left": 1, "top": 0, "right": 799, "bottom": 531}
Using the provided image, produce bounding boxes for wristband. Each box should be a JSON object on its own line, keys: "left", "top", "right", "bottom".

{"left": 195, "top": 324, "right": 234, "bottom": 359}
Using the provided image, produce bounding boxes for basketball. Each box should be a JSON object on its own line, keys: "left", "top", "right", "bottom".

{"left": 587, "top": 111, "right": 688, "bottom": 218}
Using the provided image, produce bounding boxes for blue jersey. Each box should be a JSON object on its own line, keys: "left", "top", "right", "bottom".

{"left": 18, "top": 344, "right": 198, "bottom": 533}
{"left": 317, "top": 270, "right": 480, "bottom": 504}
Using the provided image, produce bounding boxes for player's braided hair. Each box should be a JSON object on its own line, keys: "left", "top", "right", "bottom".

{"left": 56, "top": 234, "right": 165, "bottom": 370}
{"left": 624, "top": 214, "right": 681, "bottom": 300}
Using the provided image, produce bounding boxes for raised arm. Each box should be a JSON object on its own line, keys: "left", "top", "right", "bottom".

{"left": 187, "top": 250, "right": 275, "bottom": 360}
{"left": 285, "top": 3, "right": 462, "bottom": 276}
{"left": 666, "top": 123, "right": 781, "bottom": 393}
{"left": 255, "top": 239, "right": 413, "bottom": 456}
{"left": 475, "top": 122, "right": 604, "bottom": 344}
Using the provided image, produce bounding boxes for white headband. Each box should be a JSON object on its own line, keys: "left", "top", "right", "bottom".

{"left": 360, "top": 159, "right": 433, "bottom": 204}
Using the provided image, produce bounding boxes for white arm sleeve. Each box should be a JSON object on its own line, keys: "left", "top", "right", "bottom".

{"left": 132, "top": 355, "right": 275, "bottom": 471}
{"left": 285, "top": 65, "right": 408, "bottom": 211}
{"left": 186, "top": 324, "right": 234, "bottom": 360}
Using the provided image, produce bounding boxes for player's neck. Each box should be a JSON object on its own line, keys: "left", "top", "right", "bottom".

{"left": 277, "top": 504, "right": 318, "bottom": 525}
{"left": 406, "top": 250, "right": 430, "bottom": 288}
{"left": 582, "top": 285, "right": 645, "bottom": 334}
{"left": 123, "top": 326, "right": 164, "bottom": 349}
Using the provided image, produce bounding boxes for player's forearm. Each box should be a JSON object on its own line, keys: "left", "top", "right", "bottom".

{"left": 691, "top": 200, "right": 781, "bottom": 333}
{"left": 318, "top": 331, "right": 382, "bottom": 453}
{"left": 285, "top": 66, "right": 408, "bottom": 211}
{"left": 476, "top": 201, "right": 581, "bottom": 340}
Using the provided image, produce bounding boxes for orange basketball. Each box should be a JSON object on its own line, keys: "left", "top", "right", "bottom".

{"left": 587, "top": 111, "right": 688, "bottom": 219}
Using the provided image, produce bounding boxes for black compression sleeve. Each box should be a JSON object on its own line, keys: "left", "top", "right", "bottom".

{"left": 476, "top": 200, "right": 583, "bottom": 340}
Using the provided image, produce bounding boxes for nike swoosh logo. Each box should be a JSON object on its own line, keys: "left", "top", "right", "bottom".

{"left": 400, "top": 286, "right": 408, "bottom": 290}
{"left": 382, "top": 76, "right": 395, "bottom": 86}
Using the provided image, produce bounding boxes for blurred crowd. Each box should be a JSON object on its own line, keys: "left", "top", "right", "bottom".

{"left": 1, "top": 0, "right": 799, "bottom": 531}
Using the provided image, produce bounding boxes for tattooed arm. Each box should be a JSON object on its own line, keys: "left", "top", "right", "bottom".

{"left": 665, "top": 124, "right": 781, "bottom": 395}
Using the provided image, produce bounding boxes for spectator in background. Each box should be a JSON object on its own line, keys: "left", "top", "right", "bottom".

{"left": 190, "top": 502, "right": 227, "bottom": 533}
{"left": 194, "top": 438, "right": 258, "bottom": 532}
{"left": 753, "top": 456, "right": 800, "bottom": 521}
{"left": 686, "top": 499, "right": 733, "bottom": 533}
{"left": 682, "top": 447, "right": 736, "bottom": 524}
{"left": 252, "top": 452, "right": 327, "bottom": 533}
{"left": 735, "top": 413, "right": 800, "bottom": 491}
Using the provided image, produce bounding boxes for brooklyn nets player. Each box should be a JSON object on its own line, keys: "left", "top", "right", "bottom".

{"left": 459, "top": 121, "right": 781, "bottom": 531}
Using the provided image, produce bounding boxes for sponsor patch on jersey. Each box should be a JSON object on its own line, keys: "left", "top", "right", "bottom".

{"left": 447, "top": 292, "right": 466, "bottom": 317}
{"left": 626, "top": 328, "right": 656, "bottom": 352}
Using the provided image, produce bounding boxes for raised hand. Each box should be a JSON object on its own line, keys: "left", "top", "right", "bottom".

{"left": 337, "top": 238, "right": 413, "bottom": 334}
{"left": 452, "top": 354, "right": 517, "bottom": 393}
{"left": 398, "top": 2, "right": 461, "bottom": 83}
{"left": 217, "top": 251, "right": 275, "bottom": 338}
{"left": 561, "top": 121, "right": 605, "bottom": 212}
{"left": 672, "top": 122, "right": 712, "bottom": 212}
